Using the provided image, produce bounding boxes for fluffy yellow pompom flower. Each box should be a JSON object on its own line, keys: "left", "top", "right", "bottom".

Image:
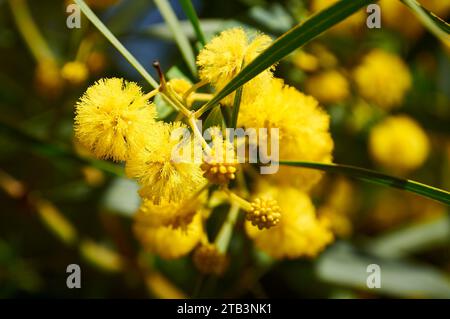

{"left": 310, "top": 0, "right": 365, "bottom": 34}
{"left": 61, "top": 61, "right": 89, "bottom": 85}
{"left": 369, "top": 115, "right": 429, "bottom": 173}
{"left": 245, "top": 184, "right": 334, "bottom": 259}
{"left": 134, "top": 212, "right": 203, "bottom": 260}
{"left": 197, "top": 28, "right": 273, "bottom": 105}
{"left": 75, "top": 78, "right": 156, "bottom": 161}
{"left": 193, "top": 243, "right": 229, "bottom": 276}
{"left": 201, "top": 127, "right": 239, "bottom": 184}
{"left": 134, "top": 191, "right": 206, "bottom": 228}
{"left": 353, "top": 49, "right": 412, "bottom": 110}
{"left": 305, "top": 70, "right": 350, "bottom": 104}
{"left": 34, "top": 59, "right": 64, "bottom": 98}
{"left": 125, "top": 121, "right": 207, "bottom": 204}
{"left": 239, "top": 79, "right": 333, "bottom": 191}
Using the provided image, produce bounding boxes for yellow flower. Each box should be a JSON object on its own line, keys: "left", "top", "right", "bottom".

{"left": 310, "top": 0, "right": 366, "bottom": 35}
{"left": 134, "top": 212, "right": 203, "bottom": 259}
{"left": 134, "top": 191, "right": 206, "bottom": 228}
{"left": 34, "top": 59, "right": 64, "bottom": 99}
{"left": 197, "top": 28, "right": 273, "bottom": 105}
{"left": 369, "top": 115, "right": 429, "bottom": 173}
{"left": 305, "top": 70, "right": 350, "bottom": 104}
{"left": 74, "top": 78, "right": 156, "bottom": 161}
{"left": 317, "top": 178, "right": 355, "bottom": 237}
{"left": 201, "top": 127, "right": 239, "bottom": 184}
{"left": 368, "top": 190, "right": 445, "bottom": 231}
{"left": 167, "top": 78, "right": 194, "bottom": 106}
{"left": 239, "top": 79, "right": 334, "bottom": 191}
{"left": 353, "top": 49, "right": 412, "bottom": 110}
{"left": 192, "top": 243, "right": 229, "bottom": 276}
{"left": 291, "top": 50, "right": 319, "bottom": 72}
{"left": 86, "top": 51, "right": 107, "bottom": 75}
{"left": 168, "top": 78, "right": 192, "bottom": 96}
{"left": 125, "top": 121, "right": 207, "bottom": 204}
{"left": 245, "top": 183, "right": 334, "bottom": 259}
{"left": 61, "top": 61, "right": 89, "bottom": 85}
{"left": 380, "top": 0, "right": 450, "bottom": 39}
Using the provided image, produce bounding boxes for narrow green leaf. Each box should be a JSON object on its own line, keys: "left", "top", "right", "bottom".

{"left": 366, "top": 215, "right": 450, "bottom": 258}
{"left": 230, "top": 87, "right": 243, "bottom": 129}
{"left": 279, "top": 161, "right": 450, "bottom": 205}
{"left": 401, "top": 0, "right": 450, "bottom": 42}
{"left": 74, "top": 0, "right": 158, "bottom": 88}
{"left": 317, "top": 242, "right": 450, "bottom": 298}
{"left": 106, "top": 0, "right": 153, "bottom": 35}
{"left": 140, "top": 19, "right": 248, "bottom": 41}
{"left": 154, "top": 0, "right": 197, "bottom": 76}
{"left": 179, "top": 0, "right": 206, "bottom": 46}
{"left": 199, "top": 0, "right": 373, "bottom": 113}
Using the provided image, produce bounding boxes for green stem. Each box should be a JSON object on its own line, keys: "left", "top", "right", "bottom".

{"left": 8, "top": 0, "right": 55, "bottom": 62}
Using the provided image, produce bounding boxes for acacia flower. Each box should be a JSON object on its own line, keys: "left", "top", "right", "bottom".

{"left": 245, "top": 183, "right": 334, "bottom": 259}
{"left": 201, "top": 127, "right": 239, "bottom": 184}
{"left": 134, "top": 191, "right": 207, "bottom": 228}
{"left": 193, "top": 243, "right": 229, "bottom": 276}
{"left": 134, "top": 212, "right": 203, "bottom": 260}
{"left": 304, "top": 70, "right": 350, "bottom": 104}
{"left": 239, "top": 78, "right": 334, "bottom": 191}
{"left": 369, "top": 115, "right": 429, "bottom": 173}
{"left": 74, "top": 78, "right": 156, "bottom": 161}
{"left": 197, "top": 28, "right": 273, "bottom": 105}
{"left": 353, "top": 49, "right": 412, "bottom": 110}
{"left": 125, "top": 121, "right": 207, "bottom": 204}
{"left": 61, "top": 61, "right": 89, "bottom": 85}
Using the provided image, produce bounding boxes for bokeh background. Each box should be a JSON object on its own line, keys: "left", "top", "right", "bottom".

{"left": 0, "top": 0, "right": 449, "bottom": 298}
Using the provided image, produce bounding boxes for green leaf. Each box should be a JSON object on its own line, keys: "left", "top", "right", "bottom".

{"left": 139, "top": 19, "right": 250, "bottom": 41}
{"left": 401, "top": 0, "right": 450, "bottom": 42}
{"left": 74, "top": 0, "right": 158, "bottom": 88}
{"left": 278, "top": 161, "right": 450, "bottom": 205}
{"left": 101, "top": 178, "right": 140, "bottom": 217}
{"left": 317, "top": 242, "right": 450, "bottom": 298}
{"left": 179, "top": 0, "right": 206, "bottom": 46}
{"left": 198, "top": 0, "right": 373, "bottom": 113}
{"left": 154, "top": 0, "right": 197, "bottom": 76}
{"left": 230, "top": 87, "right": 243, "bottom": 129}
{"left": 366, "top": 215, "right": 450, "bottom": 258}
{"left": 106, "top": 0, "right": 153, "bottom": 35}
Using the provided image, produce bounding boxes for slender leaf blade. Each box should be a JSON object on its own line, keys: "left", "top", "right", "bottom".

{"left": 154, "top": 0, "right": 197, "bottom": 76}
{"left": 179, "top": 0, "right": 206, "bottom": 46}
{"left": 230, "top": 87, "right": 243, "bottom": 129}
{"left": 401, "top": 0, "right": 450, "bottom": 41}
{"left": 279, "top": 161, "right": 450, "bottom": 205}
{"left": 74, "top": 0, "right": 158, "bottom": 88}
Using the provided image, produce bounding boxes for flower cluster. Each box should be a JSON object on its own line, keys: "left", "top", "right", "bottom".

{"left": 74, "top": 27, "right": 337, "bottom": 275}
